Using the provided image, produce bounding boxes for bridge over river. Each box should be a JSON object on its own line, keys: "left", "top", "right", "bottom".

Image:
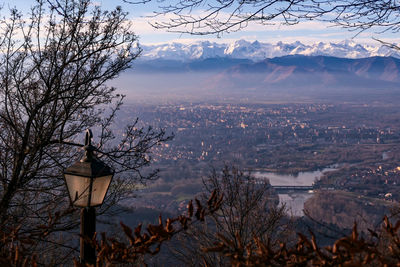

{"left": 272, "top": 185, "right": 314, "bottom": 193}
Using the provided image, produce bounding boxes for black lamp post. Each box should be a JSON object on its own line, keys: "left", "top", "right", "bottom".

{"left": 64, "top": 129, "right": 114, "bottom": 264}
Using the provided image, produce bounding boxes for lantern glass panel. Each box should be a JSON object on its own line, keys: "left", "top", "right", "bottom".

{"left": 65, "top": 174, "right": 91, "bottom": 207}
{"left": 90, "top": 175, "right": 113, "bottom": 206}
{"left": 64, "top": 174, "right": 112, "bottom": 207}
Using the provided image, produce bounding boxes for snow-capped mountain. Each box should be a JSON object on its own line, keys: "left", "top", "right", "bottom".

{"left": 141, "top": 41, "right": 226, "bottom": 61}
{"left": 140, "top": 40, "right": 400, "bottom": 61}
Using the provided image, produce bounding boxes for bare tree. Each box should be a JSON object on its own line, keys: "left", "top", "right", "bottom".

{"left": 0, "top": 0, "right": 171, "bottom": 264}
{"left": 169, "top": 166, "right": 289, "bottom": 266}
{"left": 126, "top": 0, "right": 400, "bottom": 40}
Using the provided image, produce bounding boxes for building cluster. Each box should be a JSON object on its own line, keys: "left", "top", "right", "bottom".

{"left": 115, "top": 103, "right": 400, "bottom": 168}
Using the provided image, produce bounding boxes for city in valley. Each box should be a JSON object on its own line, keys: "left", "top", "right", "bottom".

{"left": 114, "top": 101, "right": 400, "bottom": 233}
{"left": 3, "top": 1, "right": 400, "bottom": 265}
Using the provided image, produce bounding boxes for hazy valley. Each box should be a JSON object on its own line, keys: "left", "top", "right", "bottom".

{"left": 107, "top": 45, "right": 400, "bottom": 242}
{"left": 114, "top": 48, "right": 400, "bottom": 105}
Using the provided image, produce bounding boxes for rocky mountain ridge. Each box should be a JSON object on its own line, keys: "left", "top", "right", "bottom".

{"left": 140, "top": 40, "right": 399, "bottom": 61}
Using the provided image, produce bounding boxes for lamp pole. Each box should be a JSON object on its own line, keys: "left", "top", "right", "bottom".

{"left": 80, "top": 207, "right": 96, "bottom": 264}
{"left": 64, "top": 129, "right": 114, "bottom": 265}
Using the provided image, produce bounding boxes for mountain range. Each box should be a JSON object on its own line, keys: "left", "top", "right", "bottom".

{"left": 208, "top": 55, "right": 400, "bottom": 93}
{"left": 140, "top": 40, "right": 400, "bottom": 61}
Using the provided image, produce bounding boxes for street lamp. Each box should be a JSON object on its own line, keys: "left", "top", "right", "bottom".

{"left": 64, "top": 129, "right": 114, "bottom": 264}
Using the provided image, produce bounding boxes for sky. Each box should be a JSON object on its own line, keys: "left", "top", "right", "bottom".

{"left": 3, "top": 0, "right": 399, "bottom": 46}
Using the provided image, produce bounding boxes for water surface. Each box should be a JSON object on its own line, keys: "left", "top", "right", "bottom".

{"left": 253, "top": 167, "right": 337, "bottom": 186}
{"left": 253, "top": 167, "right": 337, "bottom": 216}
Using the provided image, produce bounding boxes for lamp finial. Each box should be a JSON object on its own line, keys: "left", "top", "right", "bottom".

{"left": 85, "top": 129, "right": 93, "bottom": 146}
{"left": 81, "top": 129, "right": 95, "bottom": 162}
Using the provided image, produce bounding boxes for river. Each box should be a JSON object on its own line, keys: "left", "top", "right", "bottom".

{"left": 253, "top": 167, "right": 337, "bottom": 216}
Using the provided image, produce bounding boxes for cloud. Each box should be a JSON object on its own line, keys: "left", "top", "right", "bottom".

{"left": 129, "top": 10, "right": 399, "bottom": 46}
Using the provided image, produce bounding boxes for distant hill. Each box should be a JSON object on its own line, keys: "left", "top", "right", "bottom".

{"left": 118, "top": 54, "right": 400, "bottom": 103}
{"left": 132, "top": 58, "right": 252, "bottom": 73}
{"left": 131, "top": 55, "right": 400, "bottom": 92}
{"left": 206, "top": 55, "right": 400, "bottom": 92}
